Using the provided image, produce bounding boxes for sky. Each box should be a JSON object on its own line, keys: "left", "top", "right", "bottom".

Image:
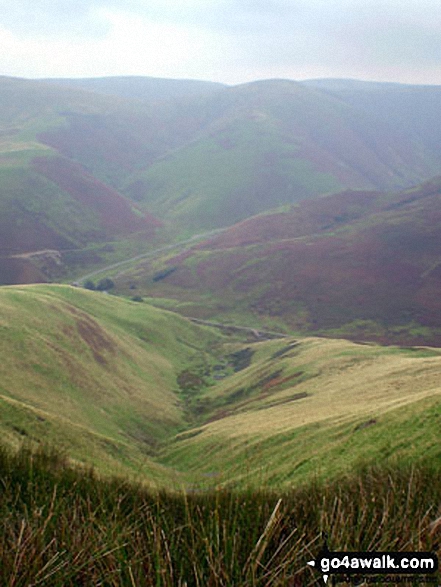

{"left": 0, "top": 0, "right": 440, "bottom": 85}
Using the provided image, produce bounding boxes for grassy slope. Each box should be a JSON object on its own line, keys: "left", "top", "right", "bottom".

{"left": 130, "top": 115, "right": 341, "bottom": 231}
{"left": 1, "top": 284, "right": 440, "bottom": 491}
{"left": 0, "top": 77, "right": 164, "bottom": 283}
{"left": 125, "top": 79, "right": 441, "bottom": 231}
{"left": 113, "top": 178, "right": 441, "bottom": 346}
{"left": 163, "top": 336, "right": 441, "bottom": 488}
{"left": 0, "top": 284, "right": 227, "bottom": 483}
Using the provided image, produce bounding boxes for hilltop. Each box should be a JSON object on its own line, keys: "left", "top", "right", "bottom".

{"left": 42, "top": 75, "right": 226, "bottom": 102}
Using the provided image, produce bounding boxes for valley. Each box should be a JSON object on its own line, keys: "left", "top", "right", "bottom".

{"left": 1, "top": 74, "right": 440, "bottom": 487}
{"left": 1, "top": 284, "right": 439, "bottom": 490}
{"left": 110, "top": 178, "right": 441, "bottom": 346}
{"left": 1, "top": 75, "right": 441, "bottom": 285}
{"left": 1, "top": 73, "right": 441, "bottom": 584}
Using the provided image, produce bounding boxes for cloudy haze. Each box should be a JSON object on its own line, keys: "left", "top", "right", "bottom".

{"left": 0, "top": 0, "right": 440, "bottom": 85}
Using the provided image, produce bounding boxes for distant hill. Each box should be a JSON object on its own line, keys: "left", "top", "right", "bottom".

{"left": 12, "top": 76, "right": 441, "bottom": 231}
{"left": 303, "top": 78, "right": 441, "bottom": 155}
{"left": 0, "top": 77, "right": 163, "bottom": 283}
{"left": 2, "top": 75, "right": 441, "bottom": 282}
{"left": 122, "top": 78, "right": 441, "bottom": 229}
{"left": 113, "top": 177, "right": 441, "bottom": 346}
{"left": 42, "top": 76, "right": 226, "bottom": 102}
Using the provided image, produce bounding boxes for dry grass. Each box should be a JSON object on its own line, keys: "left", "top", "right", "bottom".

{"left": 198, "top": 337, "right": 441, "bottom": 437}
{"left": 163, "top": 337, "right": 441, "bottom": 487}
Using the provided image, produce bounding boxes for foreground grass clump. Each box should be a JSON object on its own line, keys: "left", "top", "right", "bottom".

{"left": 0, "top": 446, "right": 440, "bottom": 586}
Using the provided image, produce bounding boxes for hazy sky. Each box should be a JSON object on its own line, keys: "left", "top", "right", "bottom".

{"left": 0, "top": 0, "right": 440, "bottom": 85}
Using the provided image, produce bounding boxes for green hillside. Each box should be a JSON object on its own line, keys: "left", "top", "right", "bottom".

{"left": 0, "top": 284, "right": 440, "bottom": 490}
{"left": 0, "top": 77, "right": 164, "bottom": 283}
{"left": 124, "top": 79, "right": 441, "bottom": 230}
{"left": 128, "top": 112, "right": 341, "bottom": 230}
{"left": 162, "top": 336, "right": 441, "bottom": 488}
{"left": 0, "top": 284, "right": 229, "bottom": 482}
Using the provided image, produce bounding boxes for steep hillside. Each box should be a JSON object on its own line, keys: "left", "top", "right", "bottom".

{"left": 112, "top": 178, "right": 441, "bottom": 346}
{"left": 124, "top": 79, "right": 441, "bottom": 230}
{"left": 1, "top": 286, "right": 440, "bottom": 488}
{"left": 0, "top": 284, "right": 228, "bottom": 481}
{"left": 0, "top": 77, "right": 163, "bottom": 283}
{"left": 163, "top": 336, "right": 441, "bottom": 488}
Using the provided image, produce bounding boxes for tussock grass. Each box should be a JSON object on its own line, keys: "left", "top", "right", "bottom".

{"left": 0, "top": 445, "right": 440, "bottom": 586}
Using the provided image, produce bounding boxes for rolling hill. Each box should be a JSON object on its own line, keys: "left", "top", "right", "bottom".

{"left": 111, "top": 177, "right": 441, "bottom": 347}
{"left": 1, "top": 75, "right": 441, "bottom": 286}
{"left": 0, "top": 76, "right": 166, "bottom": 284}
{"left": 42, "top": 75, "right": 226, "bottom": 102}
{"left": 0, "top": 284, "right": 230, "bottom": 482}
{"left": 121, "top": 79, "right": 441, "bottom": 230}
{"left": 0, "top": 284, "right": 440, "bottom": 489}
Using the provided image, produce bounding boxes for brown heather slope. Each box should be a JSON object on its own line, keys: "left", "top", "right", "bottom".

{"left": 33, "top": 157, "right": 161, "bottom": 238}
{"left": 0, "top": 159, "right": 162, "bottom": 285}
{"left": 114, "top": 178, "right": 441, "bottom": 346}
{"left": 0, "top": 77, "right": 166, "bottom": 284}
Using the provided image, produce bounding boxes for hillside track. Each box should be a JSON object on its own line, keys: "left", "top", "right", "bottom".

{"left": 74, "top": 228, "right": 226, "bottom": 284}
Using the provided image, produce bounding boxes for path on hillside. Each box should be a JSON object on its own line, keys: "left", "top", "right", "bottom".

{"left": 73, "top": 230, "right": 291, "bottom": 341}
{"left": 74, "top": 228, "right": 225, "bottom": 284}
{"left": 188, "top": 318, "right": 289, "bottom": 340}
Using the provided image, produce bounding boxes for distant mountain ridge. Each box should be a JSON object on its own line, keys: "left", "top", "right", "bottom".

{"left": 37, "top": 76, "right": 441, "bottom": 230}
{"left": 41, "top": 75, "right": 227, "bottom": 102}
{"left": 1, "top": 74, "right": 441, "bottom": 283}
